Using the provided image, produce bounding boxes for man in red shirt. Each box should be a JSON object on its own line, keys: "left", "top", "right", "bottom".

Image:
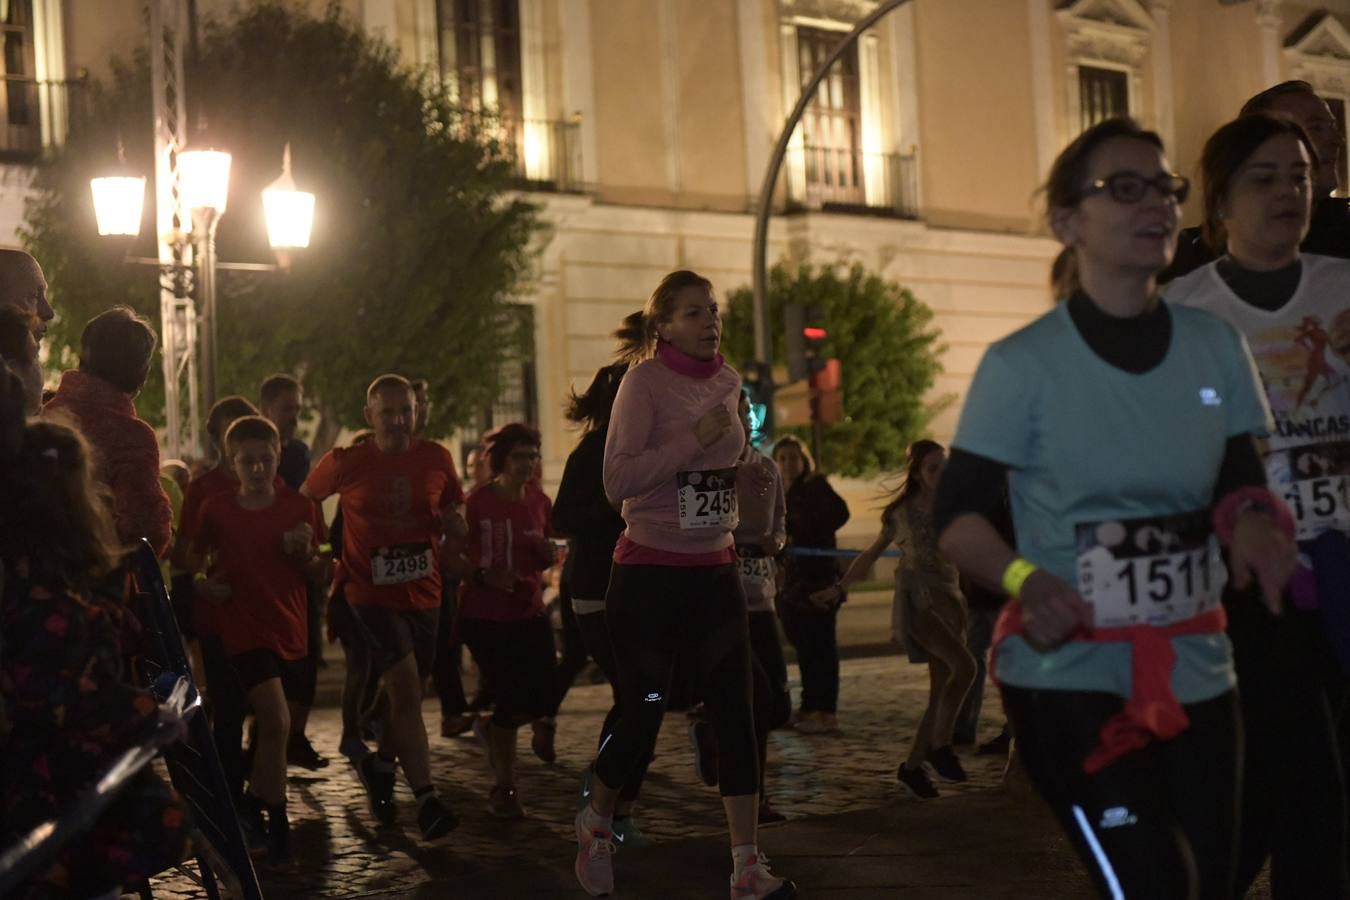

{"left": 43, "top": 306, "right": 172, "bottom": 556}
{"left": 303, "top": 374, "right": 466, "bottom": 840}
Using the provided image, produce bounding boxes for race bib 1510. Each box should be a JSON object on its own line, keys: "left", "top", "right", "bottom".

{"left": 1074, "top": 509, "right": 1226, "bottom": 628}
{"left": 677, "top": 467, "right": 739, "bottom": 530}
{"left": 370, "top": 542, "right": 435, "bottom": 586}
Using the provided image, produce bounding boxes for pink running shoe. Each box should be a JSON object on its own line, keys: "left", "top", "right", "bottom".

{"left": 730, "top": 854, "right": 798, "bottom": 899}
{"left": 574, "top": 808, "right": 616, "bottom": 897}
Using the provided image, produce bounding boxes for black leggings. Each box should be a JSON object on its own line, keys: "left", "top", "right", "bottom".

{"left": 461, "top": 614, "right": 556, "bottom": 728}
{"left": 550, "top": 582, "right": 593, "bottom": 716}
{"left": 1226, "top": 593, "right": 1349, "bottom": 899}
{"left": 576, "top": 605, "right": 648, "bottom": 802}
{"left": 1002, "top": 685, "right": 1240, "bottom": 900}
{"left": 749, "top": 611, "right": 791, "bottom": 796}
{"left": 596, "top": 563, "right": 758, "bottom": 798}
{"left": 199, "top": 633, "right": 248, "bottom": 801}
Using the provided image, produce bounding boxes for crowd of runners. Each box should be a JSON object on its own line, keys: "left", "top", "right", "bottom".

{"left": 4, "top": 77, "right": 1350, "bottom": 900}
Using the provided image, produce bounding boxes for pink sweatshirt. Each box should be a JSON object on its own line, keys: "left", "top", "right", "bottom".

{"left": 603, "top": 343, "right": 744, "bottom": 557}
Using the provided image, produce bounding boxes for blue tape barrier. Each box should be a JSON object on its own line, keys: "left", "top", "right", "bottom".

{"left": 783, "top": 546, "right": 904, "bottom": 559}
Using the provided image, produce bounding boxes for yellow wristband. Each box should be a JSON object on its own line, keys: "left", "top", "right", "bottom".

{"left": 1000, "top": 557, "right": 1037, "bottom": 599}
{"left": 318, "top": 542, "right": 332, "bottom": 555}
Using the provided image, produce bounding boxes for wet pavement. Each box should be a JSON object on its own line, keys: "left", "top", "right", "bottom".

{"left": 144, "top": 591, "right": 1273, "bottom": 899}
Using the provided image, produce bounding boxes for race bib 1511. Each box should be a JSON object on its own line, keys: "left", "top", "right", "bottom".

{"left": 1074, "top": 509, "right": 1226, "bottom": 628}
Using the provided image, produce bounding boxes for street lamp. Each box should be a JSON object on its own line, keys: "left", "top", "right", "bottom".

{"left": 90, "top": 141, "right": 312, "bottom": 431}
{"left": 90, "top": 175, "right": 146, "bottom": 236}
{"left": 262, "top": 144, "right": 315, "bottom": 250}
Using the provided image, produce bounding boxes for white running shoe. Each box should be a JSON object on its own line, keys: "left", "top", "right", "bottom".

{"left": 730, "top": 853, "right": 797, "bottom": 899}
{"left": 574, "top": 808, "right": 616, "bottom": 897}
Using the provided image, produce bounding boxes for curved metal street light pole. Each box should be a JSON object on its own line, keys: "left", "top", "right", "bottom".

{"left": 750, "top": 0, "right": 912, "bottom": 370}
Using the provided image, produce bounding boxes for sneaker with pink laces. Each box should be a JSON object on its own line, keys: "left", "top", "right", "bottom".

{"left": 730, "top": 854, "right": 797, "bottom": 899}
{"left": 574, "top": 808, "right": 616, "bottom": 897}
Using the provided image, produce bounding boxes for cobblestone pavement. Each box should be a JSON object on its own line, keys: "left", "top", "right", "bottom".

{"left": 143, "top": 641, "right": 1273, "bottom": 899}
{"left": 144, "top": 648, "right": 1049, "bottom": 898}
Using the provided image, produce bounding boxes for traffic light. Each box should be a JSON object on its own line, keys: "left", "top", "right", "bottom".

{"left": 785, "top": 303, "right": 826, "bottom": 381}
{"left": 742, "top": 361, "right": 774, "bottom": 446}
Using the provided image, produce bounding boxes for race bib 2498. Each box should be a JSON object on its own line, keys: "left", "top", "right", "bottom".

{"left": 370, "top": 542, "right": 435, "bottom": 586}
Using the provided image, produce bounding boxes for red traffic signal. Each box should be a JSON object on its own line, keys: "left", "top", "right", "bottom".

{"left": 802, "top": 326, "right": 827, "bottom": 341}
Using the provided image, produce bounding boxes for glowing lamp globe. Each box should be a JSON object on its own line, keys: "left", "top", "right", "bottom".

{"left": 89, "top": 175, "right": 146, "bottom": 237}
{"left": 263, "top": 187, "right": 315, "bottom": 249}
{"left": 179, "top": 149, "right": 232, "bottom": 216}
{"left": 262, "top": 143, "right": 314, "bottom": 249}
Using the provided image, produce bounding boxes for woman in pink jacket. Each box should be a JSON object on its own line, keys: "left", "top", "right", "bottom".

{"left": 572, "top": 271, "right": 795, "bottom": 900}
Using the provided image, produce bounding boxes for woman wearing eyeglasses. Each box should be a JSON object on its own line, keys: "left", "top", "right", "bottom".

{"left": 935, "top": 117, "right": 1297, "bottom": 899}
{"left": 455, "top": 422, "right": 557, "bottom": 819}
{"left": 1165, "top": 113, "right": 1350, "bottom": 899}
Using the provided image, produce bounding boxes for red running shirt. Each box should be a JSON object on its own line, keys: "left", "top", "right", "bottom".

{"left": 193, "top": 488, "right": 322, "bottom": 660}
{"left": 181, "top": 467, "right": 286, "bottom": 636}
{"left": 305, "top": 439, "right": 464, "bottom": 610}
{"left": 458, "top": 483, "right": 554, "bottom": 621}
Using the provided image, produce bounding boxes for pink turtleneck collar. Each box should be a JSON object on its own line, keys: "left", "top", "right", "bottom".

{"left": 656, "top": 340, "right": 724, "bottom": 379}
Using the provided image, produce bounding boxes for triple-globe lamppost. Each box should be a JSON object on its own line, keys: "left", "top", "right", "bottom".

{"left": 89, "top": 140, "right": 315, "bottom": 456}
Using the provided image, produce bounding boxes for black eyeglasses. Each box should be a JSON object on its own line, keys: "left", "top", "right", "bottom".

{"left": 1082, "top": 171, "right": 1190, "bottom": 204}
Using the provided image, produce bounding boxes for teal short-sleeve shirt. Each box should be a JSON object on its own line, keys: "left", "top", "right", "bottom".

{"left": 954, "top": 301, "right": 1271, "bottom": 701}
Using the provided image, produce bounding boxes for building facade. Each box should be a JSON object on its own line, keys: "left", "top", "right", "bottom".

{"left": 8, "top": 0, "right": 1350, "bottom": 533}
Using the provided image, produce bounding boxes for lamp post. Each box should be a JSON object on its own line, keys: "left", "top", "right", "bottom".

{"left": 178, "top": 147, "right": 230, "bottom": 408}
{"left": 89, "top": 141, "right": 313, "bottom": 438}
{"left": 750, "top": 0, "right": 910, "bottom": 433}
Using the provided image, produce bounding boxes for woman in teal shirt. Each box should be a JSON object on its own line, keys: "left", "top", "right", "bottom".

{"left": 935, "top": 118, "right": 1297, "bottom": 900}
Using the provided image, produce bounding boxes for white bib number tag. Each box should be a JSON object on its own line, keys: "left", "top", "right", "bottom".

{"left": 677, "top": 468, "right": 739, "bottom": 530}
{"left": 1277, "top": 444, "right": 1350, "bottom": 541}
{"left": 738, "top": 555, "right": 773, "bottom": 587}
{"left": 1075, "top": 510, "right": 1226, "bottom": 628}
{"left": 370, "top": 543, "right": 435, "bottom": 586}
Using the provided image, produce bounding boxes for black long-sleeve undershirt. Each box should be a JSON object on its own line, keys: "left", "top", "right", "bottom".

{"left": 932, "top": 291, "right": 1267, "bottom": 538}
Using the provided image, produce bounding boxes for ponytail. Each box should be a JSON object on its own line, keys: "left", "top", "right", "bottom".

{"left": 1051, "top": 248, "right": 1078, "bottom": 299}
{"left": 613, "top": 310, "right": 649, "bottom": 367}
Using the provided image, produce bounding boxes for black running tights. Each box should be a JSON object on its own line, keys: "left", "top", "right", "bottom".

{"left": 596, "top": 563, "right": 758, "bottom": 798}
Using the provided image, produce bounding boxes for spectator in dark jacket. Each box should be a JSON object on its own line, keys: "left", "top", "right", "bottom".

{"left": 772, "top": 435, "right": 850, "bottom": 734}
{"left": 0, "top": 419, "right": 191, "bottom": 898}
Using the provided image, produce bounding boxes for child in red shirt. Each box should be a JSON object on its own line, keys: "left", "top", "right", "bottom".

{"left": 171, "top": 395, "right": 262, "bottom": 806}
{"left": 193, "top": 416, "right": 322, "bottom": 868}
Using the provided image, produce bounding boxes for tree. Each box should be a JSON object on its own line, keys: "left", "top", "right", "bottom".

{"left": 23, "top": 1, "right": 544, "bottom": 454}
{"left": 722, "top": 262, "right": 947, "bottom": 477}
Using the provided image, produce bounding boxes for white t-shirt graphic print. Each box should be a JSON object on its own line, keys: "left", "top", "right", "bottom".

{"left": 1167, "top": 254, "right": 1350, "bottom": 541}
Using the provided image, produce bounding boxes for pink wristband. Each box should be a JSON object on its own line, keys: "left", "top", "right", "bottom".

{"left": 1211, "top": 486, "right": 1296, "bottom": 546}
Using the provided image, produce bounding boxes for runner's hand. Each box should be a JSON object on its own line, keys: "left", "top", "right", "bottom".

{"left": 282, "top": 522, "right": 314, "bottom": 558}
{"left": 1228, "top": 509, "right": 1296, "bottom": 615}
{"left": 809, "top": 585, "right": 841, "bottom": 610}
{"left": 1018, "top": 569, "right": 1091, "bottom": 650}
{"left": 441, "top": 506, "right": 469, "bottom": 537}
{"left": 694, "top": 405, "right": 733, "bottom": 448}
{"left": 739, "top": 458, "right": 773, "bottom": 498}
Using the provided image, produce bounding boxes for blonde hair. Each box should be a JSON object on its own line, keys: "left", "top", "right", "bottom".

{"left": 613, "top": 270, "right": 714, "bottom": 365}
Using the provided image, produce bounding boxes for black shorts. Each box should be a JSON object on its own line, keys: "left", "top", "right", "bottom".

{"left": 350, "top": 604, "right": 439, "bottom": 679}
{"left": 227, "top": 648, "right": 317, "bottom": 706}
{"left": 460, "top": 614, "right": 556, "bottom": 727}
